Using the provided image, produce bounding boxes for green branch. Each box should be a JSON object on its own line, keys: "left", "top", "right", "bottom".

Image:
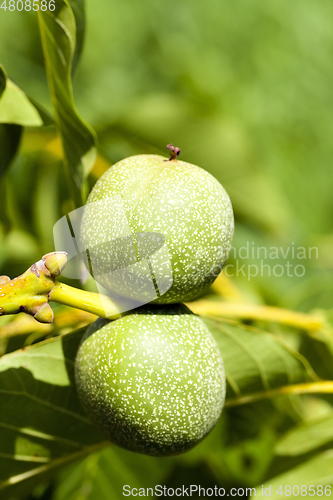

{"left": 189, "top": 299, "right": 325, "bottom": 332}
{"left": 225, "top": 381, "right": 333, "bottom": 408}
{"left": 1, "top": 253, "right": 326, "bottom": 332}
{"left": 0, "top": 253, "right": 122, "bottom": 324}
{"left": 49, "top": 282, "right": 122, "bottom": 319}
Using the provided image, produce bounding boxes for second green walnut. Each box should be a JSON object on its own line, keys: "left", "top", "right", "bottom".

{"left": 75, "top": 305, "right": 225, "bottom": 456}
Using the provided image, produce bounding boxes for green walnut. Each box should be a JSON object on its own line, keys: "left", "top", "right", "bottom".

{"left": 75, "top": 304, "right": 225, "bottom": 456}
{"left": 80, "top": 146, "right": 234, "bottom": 305}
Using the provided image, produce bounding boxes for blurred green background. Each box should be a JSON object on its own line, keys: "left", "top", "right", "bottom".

{"left": 1, "top": 1, "right": 333, "bottom": 498}
{"left": 1, "top": 0, "right": 332, "bottom": 311}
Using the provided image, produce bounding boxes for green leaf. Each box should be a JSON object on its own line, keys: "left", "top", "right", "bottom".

{"left": 0, "top": 329, "right": 105, "bottom": 500}
{"left": 203, "top": 318, "right": 318, "bottom": 405}
{"left": 260, "top": 451, "right": 333, "bottom": 499}
{"left": 53, "top": 445, "right": 168, "bottom": 500}
{"left": 275, "top": 413, "right": 333, "bottom": 457}
{"left": 68, "top": 0, "right": 86, "bottom": 73}
{"left": 37, "top": 0, "right": 97, "bottom": 207}
{"left": 0, "top": 65, "right": 52, "bottom": 176}
{"left": 0, "top": 80, "right": 43, "bottom": 127}
{"left": 0, "top": 68, "right": 47, "bottom": 127}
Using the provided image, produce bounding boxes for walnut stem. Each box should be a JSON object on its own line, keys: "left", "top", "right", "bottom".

{"left": 0, "top": 252, "right": 122, "bottom": 323}
{"left": 166, "top": 144, "right": 181, "bottom": 160}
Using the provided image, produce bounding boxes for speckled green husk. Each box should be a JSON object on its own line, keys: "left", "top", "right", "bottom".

{"left": 75, "top": 305, "right": 225, "bottom": 456}
{"left": 80, "top": 154, "right": 234, "bottom": 304}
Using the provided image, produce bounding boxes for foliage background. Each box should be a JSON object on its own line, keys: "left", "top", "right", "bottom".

{"left": 0, "top": 1, "right": 333, "bottom": 499}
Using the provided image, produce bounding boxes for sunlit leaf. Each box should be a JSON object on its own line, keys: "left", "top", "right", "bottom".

{"left": 68, "top": 0, "right": 86, "bottom": 73}
{"left": 0, "top": 66, "right": 22, "bottom": 177}
{"left": 0, "top": 66, "right": 6, "bottom": 99}
{"left": 0, "top": 65, "right": 51, "bottom": 177}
